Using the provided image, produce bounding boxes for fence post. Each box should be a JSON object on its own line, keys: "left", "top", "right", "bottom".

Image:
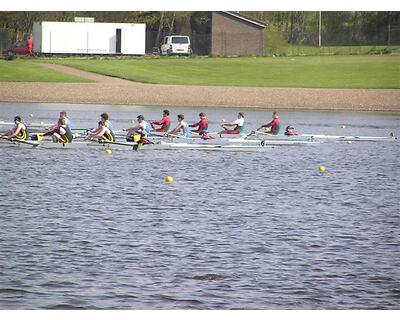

{"left": 318, "top": 11, "right": 322, "bottom": 48}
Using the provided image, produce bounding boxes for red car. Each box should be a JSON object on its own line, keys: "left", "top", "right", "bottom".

{"left": 8, "top": 41, "right": 31, "bottom": 55}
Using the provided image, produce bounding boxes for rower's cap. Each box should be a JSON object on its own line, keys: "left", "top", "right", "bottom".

{"left": 137, "top": 115, "right": 144, "bottom": 120}
{"left": 14, "top": 116, "right": 21, "bottom": 122}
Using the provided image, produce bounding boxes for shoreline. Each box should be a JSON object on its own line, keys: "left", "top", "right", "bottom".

{"left": 0, "top": 63, "right": 399, "bottom": 113}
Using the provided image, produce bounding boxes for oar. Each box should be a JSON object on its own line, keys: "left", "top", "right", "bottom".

{"left": 164, "top": 133, "right": 197, "bottom": 141}
{"left": 254, "top": 130, "right": 275, "bottom": 136}
{"left": 1, "top": 136, "right": 40, "bottom": 147}
{"left": 0, "top": 121, "right": 53, "bottom": 127}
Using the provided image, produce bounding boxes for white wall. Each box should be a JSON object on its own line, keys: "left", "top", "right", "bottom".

{"left": 36, "top": 22, "right": 145, "bottom": 55}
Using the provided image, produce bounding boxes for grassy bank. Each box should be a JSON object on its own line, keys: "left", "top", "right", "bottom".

{"left": 1, "top": 55, "right": 399, "bottom": 88}
{"left": 42, "top": 55, "right": 400, "bottom": 89}
{"left": 268, "top": 45, "right": 400, "bottom": 57}
{"left": 0, "top": 60, "right": 92, "bottom": 83}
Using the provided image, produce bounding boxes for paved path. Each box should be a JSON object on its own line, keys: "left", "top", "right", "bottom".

{"left": 0, "top": 62, "right": 399, "bottom": 112}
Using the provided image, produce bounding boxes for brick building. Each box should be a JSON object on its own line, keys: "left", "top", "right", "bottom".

{"left": 211, "top": 12, "right": 266, "bottom": 56}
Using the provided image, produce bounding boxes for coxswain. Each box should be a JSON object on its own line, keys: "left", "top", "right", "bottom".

{"left": 189, "top": 112, "right": 209, "bottom": 135}
{"left": 257, "top": 111, "right": 281, "bottom": 135}
{"left": 151, "top": 109, "right": 171, "bottom": 132}
{"left": 219, "top": 112, "right": 245, "bottom": 136}
{"left": 284, "top": 126, "right": 296, "bottom": 136}
{"left": 86, "top": 113, "right": 115, "bottom": 142}
{"left": 42, "top": 114, "right": 73, "bottom": 143}
{"left": 168, "top": 114, "right": 190, "bottom": 139}
{"left": 0, "top": 116, "right": 28, "bottom": 141}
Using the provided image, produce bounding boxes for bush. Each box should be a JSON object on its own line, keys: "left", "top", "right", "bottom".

{"left": 264, "top": 26, "right": 288, "bottom": 56}
{"left": 5, "top": 52, "right": 16, "bottom": 60}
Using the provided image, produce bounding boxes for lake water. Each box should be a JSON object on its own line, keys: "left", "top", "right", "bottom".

{"left": 0, "top": 102, "right": 399, "bottom": 309}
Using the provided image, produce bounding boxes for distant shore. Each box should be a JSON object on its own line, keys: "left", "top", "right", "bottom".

{"left": 0, "top": 63, "right": 399, "bottom": 112}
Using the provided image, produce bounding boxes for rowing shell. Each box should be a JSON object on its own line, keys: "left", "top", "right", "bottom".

{"left": 0, "top": 139, "right": 274, "bottom": 152}
{"left": 244, "top": 131, "right": 397, "bottom": 142}
{"left": 301, "top": 134, "right": 397, "bottom": 142}
{"left": 0, "top": 139, "right": 139, "bottom": 150}
{"left": 148, "top": 142, "right": 273, "bottom": 152}
{"left": 227, "top": 138, "right": 321, "bottom": 146}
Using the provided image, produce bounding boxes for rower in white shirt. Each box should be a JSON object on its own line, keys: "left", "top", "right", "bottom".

{"left": 219, "top": 112, "right": 245, "bottom": 136}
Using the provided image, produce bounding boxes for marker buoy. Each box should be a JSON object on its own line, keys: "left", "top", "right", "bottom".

{"left": 40, "top": 121, "right": 44, "bottom": 125}
{"left": 29, "top": 113, "right": 33, "bottom": 118}
{"left": 347, "top": 140, "right": 353, "bottom": 144}
{"left": 341, "top": 125, "right": 346, "bottom": 129}
{"left": 165, "top": 176, "right": 173, "bottom": 183}
{"left": 319, "top": 165, "right": 326, "bottom": 172}
{"left": 105, "top": 149, "right": 112, "bottom": 155}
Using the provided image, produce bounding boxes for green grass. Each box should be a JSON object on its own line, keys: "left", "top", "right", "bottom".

{"left": 270, "top": 45, "right": 400, "bottom": 57}
{"left": 0, "top": 59, "right": 92, "bottom": 82}
{"left": 41, "top": 55, "right": 400, "bottom": 89}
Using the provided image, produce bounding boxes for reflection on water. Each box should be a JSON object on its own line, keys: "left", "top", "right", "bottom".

{"left": 0, "top": 102, "right": 399, "bottom": 309}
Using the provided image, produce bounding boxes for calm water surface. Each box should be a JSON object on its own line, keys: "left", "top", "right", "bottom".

{"left": 0, "top": 102, "right": 399, "bottom": 309}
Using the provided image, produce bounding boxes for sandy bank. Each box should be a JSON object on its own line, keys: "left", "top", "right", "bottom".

{"left": 0, "top": 63, "right": 399, "bottom": 112}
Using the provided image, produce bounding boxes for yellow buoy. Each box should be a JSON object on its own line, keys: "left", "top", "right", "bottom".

{"left": 105, "top": 149, "right": 112, "bottom": 155}
{"left": 40, "top": 121, "right": 44, "bottom": 125}
{"left": 341, "top": 125, "right": 346, "bottom": 129}
{"left": 319, "top": 165, "right": 326, "bottom": 172}
{"left": 131, "top": 120, "right": 135, "bottom": 124}
{"left": 29, "top": 113, "right": 33, "bottom": 118}
{"left": 347, "top": 140, "right": 353, "bottom": 144}
{"left": 165, "top": 176, "right": 173, "bottom": 183}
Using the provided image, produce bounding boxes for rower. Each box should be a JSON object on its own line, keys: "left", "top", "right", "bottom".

{"left": 60, "top": 111, "right": 72, "bottom": 130}
{"left": 284, "top": 125, "right": 296, "bottom": 136}
{"left": 168, "top": 114, "right": 190, "bottom": 139}
{"left": 189, "top": 112, "right": 209, "bottom": 135}
{"left": 86, "top": 113, "right": 115, "bottom": 142}
{"left": 219, "top": 112, "right": 245, "bottom": 136}
{"left": 124, "top": 115, "right": 152, "bottom": 144}
{"left": 0, "top": 116, "right": 28, "bottom": 141}
{"left": 42, "top": 114, "right": 73, "bottom": 144}
{"left": 151, "top": 109, "right": 171, "bottom": 132}
{"left": 257, "top": 111, "right": 281, "bottom": 135}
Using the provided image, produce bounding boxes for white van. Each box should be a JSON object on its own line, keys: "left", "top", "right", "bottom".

{"left": 160, "top": 35, "right": 192, "bottom": 56}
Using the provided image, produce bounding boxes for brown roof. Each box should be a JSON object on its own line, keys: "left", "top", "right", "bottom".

{"left": 220, "top": 11, "right": 267, "bottom": 29}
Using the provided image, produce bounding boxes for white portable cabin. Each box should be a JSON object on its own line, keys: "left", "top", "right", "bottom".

{"left": 33, "top": 21, "right": 146, "bottom": 55}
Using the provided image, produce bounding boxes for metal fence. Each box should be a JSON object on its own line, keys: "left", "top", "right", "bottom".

{"left": 280, "top": 24, "right": 400, "bottom": 47}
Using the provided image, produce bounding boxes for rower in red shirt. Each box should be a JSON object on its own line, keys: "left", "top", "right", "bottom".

{"left": 257, "top": 111, "right": 281, "bottom": 135}
{"left": 189, "top": 112, "right": 209, "bottom": 135}
{"left": 151, "top": 109, "right": 171, "bottom": 132}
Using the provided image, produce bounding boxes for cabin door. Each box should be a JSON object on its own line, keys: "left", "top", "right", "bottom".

{"left": 116, "top": 29, "right": 122, "bottom": 54}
